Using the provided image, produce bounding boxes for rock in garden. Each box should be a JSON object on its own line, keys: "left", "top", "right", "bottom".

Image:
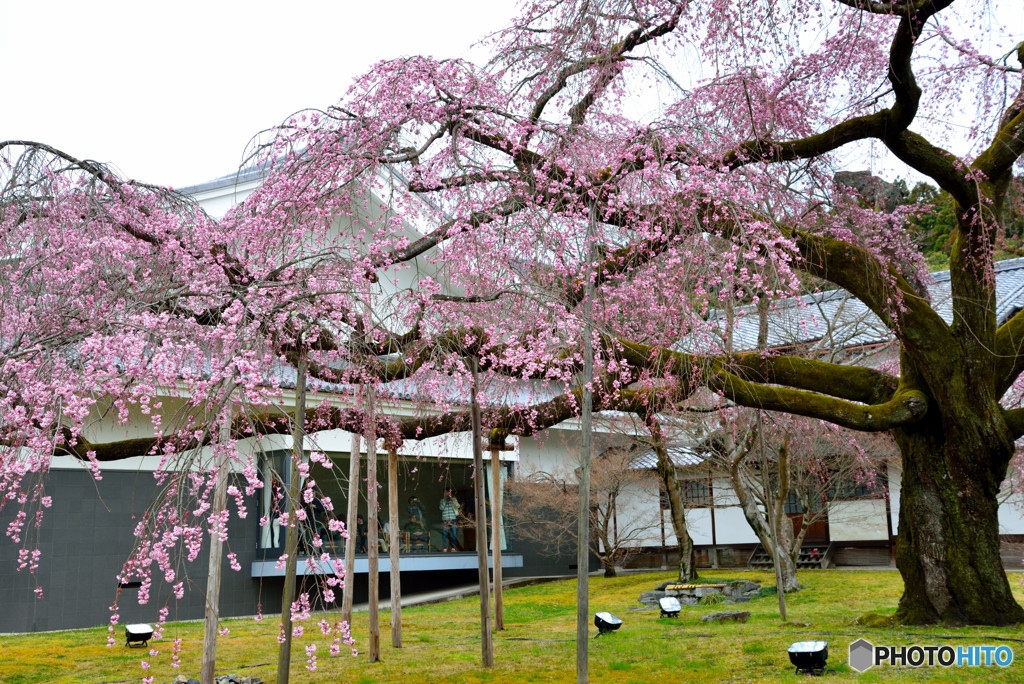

{"left": 700, "top": 610, "right": 751, "bottom": 624}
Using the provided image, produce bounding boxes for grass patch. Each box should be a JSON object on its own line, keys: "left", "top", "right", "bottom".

{"left": 857, "top": 612, "right": 898, "bottom": 628}
{"left": 1, "top": 569, "right": 1023, "bottom": 682}
{"left": 698, "top": 591, "right": 728, "bottom": 606}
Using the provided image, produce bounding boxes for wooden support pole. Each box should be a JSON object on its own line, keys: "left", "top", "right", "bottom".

{"left": 487, "top": 433, "right": 513, "bottom": 632}
{"left": 200, "top": 414, "right": 233, "bottom": 684}
{"left": 341, "top": 432, "right": 360, "bottom": 626}
{"left": 576, "top": 204, "right": 597, "bottom": 684}
{"left": 388, "top": 447, "right": 402, "bottom": 647}
{"left": 366, "top": 384, "right": 380, "bottom": 662}
{"left": 277, "top": 351, "right": 307, "bottom": 684}
{"left": 470, "top": 359, "right": 494, "bottom": 667}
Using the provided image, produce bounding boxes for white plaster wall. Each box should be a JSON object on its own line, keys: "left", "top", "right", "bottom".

{"left": 603, "top": 472, "right": 759, "bottom": 547}
{"left": 516, "top": 428, "right": 631, "bottom": 479}
{"left": 712, "top": 507, "right": 761, "bottom": 544}
{"left": 712, "top": 479, "right": 741, "bottom": 506}
{"left": 888, "top": 462, "right": 902, "bottom": 535}
{"left": 517, "top": 433, "right": 575, "bottom": 477}
{"left": 827, "top": 500, "right": 889, "bottom": 541}
{"left": 612, "top": 480, "right": 664, "bottom": 547}
{"left": 998, "top": 490, "right": 1024, "bottom": 535}
{"left": 685, "top": 507, "right": 714, "bottom": 545}
{"left": 702, "top": 476, "right": 760, "bottom": 544}
{"left": 187, "top": 178, "right": 261, "bottom": 219}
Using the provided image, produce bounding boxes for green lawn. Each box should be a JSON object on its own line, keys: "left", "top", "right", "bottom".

{"left": 2, "top": 569, "right": 1023, "bottom": 683}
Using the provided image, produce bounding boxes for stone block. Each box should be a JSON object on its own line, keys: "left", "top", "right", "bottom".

{"left": 638, "top": 590, "right": 666, "bottom": 606}
{"left": 699, "top": 610, "right": 751, "bottom": 624}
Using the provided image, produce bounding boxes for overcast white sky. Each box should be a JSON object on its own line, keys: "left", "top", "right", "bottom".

{"left": 1, "top": 2, "right": 1018, "bottom": 190}
{"left": 0, "top": 0, "right": 518, "bottom": 188}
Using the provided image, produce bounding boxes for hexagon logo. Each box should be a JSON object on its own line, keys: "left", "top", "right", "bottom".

{"left": 849, "top": 638, "right": 875, "bottom": 672}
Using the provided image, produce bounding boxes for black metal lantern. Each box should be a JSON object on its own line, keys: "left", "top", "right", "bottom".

{"left": 594, "top": 611, "right": 623, "bottom": 636}
{"left": 658, "top": 596, "right": 681, "bottom": 618}
{"left": 787, "top": 640, "right": 828, "bottom": 675}
{"left": 125, "top": 623, "right": 154, "bottom": 648}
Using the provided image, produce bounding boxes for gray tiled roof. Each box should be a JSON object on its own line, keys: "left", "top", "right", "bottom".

{"left": 692, "top": 257, "right": 1024, "bottom": 353}
{"left": 630, "top": 445, "right": 705, "bottom": 469}
{"left": 177, "top": 163, "right": 269, "bottom": 195}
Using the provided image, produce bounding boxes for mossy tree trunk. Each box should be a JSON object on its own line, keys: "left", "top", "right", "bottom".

{"left": 882, "top": 173, "right": 1024, "bottom": 624}
{"left": 892, "top": 376, "right": 1022, "bottom": 624}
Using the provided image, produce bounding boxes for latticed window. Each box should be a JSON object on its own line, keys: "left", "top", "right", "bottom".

{"left": 682, "top": 479, "right": 711, "bottom": 506}
{"left": 831, "top": 473, "right": 887, "bottom": 500}
{"left": 661, "top": 480, "right": 712, "bottom": 507}
{"left": 784, "top": 490, "right": 827, "bottom": 513}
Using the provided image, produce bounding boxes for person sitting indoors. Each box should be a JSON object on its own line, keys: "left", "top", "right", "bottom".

{"left": 403, "top": 514, "right": 429, "bottom": 552}
{"left": 355, "top": 514, "right": 368, "bottom": 553}
{"left": 407, "top": 495, "right": 426, "bottom": 526}
{"left": 378, "top": 518, "right": 389, "bottom": 552}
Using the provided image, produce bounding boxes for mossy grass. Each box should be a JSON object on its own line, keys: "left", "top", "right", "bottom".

{"left": 1, "top": 569, "right": 1022, "bottom": 683}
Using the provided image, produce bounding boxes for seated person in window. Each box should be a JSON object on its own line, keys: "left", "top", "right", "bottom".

{"left": 407, "top": 495, "right": 426, "bottom": 526}
{"left": 308, "top": 498, "right": 329, "bottom": 548}
{"left": 403, "top": 514, "right": 429, "bottom": 552}
{"left": 355, "top": 514, "right": 368, "bottom": 553}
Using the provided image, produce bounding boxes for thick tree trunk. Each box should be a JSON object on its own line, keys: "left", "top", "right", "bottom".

{"left": 887, "top": 189, "right": 1024, "bottom": 625}
{"left": 893, "top": 408, "right": 1023, "bottom": 625}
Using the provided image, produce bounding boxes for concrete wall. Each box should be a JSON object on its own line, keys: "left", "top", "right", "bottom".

{"left": 0, "top": 468, "right": 261, "bottom": 633}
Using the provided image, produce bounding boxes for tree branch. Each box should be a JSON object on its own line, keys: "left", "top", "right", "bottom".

{"left": 1002, "top": 406, "right": 1024, "bottom": 439}
{"left": 995, "top": 305, "right": 1024, "bottom": 395}
{"left": 708, "top": 369, "right": 928, "bottom": 431}
{"left": 612, "top": 338, "right": 898, "bottom": 405}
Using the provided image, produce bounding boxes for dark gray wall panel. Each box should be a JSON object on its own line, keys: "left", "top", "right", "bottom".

{"left": 0, "top": 468, "right": 263, "bottom": 633}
